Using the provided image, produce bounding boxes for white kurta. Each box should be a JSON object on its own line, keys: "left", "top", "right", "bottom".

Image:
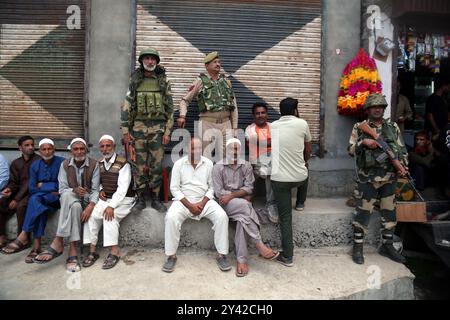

{"left": 165, "top": 156, "right": 229, "bottom": 256}
{"left": 83, "top": 153, "right": 135, "bottom": 247}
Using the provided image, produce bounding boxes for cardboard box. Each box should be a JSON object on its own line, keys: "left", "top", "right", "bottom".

{"left": 396, "top": 202, "right": 427, "bottom": 223}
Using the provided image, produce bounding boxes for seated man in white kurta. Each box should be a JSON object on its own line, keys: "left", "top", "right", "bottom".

{"left": 162, "top": 137, "right": 230, "bottom": 273}
{"left": 82, "top": 135, "right": 136, "bottom": 270}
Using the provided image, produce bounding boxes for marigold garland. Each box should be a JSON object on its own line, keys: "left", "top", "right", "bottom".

{"left": 337, "top": 48, "right": 382, "bottom": 117}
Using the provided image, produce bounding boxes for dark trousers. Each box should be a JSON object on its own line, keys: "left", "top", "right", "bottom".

{"left": 271, "top": 179, "right": 307, "bottom": 258}
{"left": 296, "top": 177, "right": 309, "bottom": 205}
{"left": 0, "top": 196, "right": 28, "bottom": 237}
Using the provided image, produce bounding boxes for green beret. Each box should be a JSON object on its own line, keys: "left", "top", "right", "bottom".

{"left": 204, "top": 51, "right": 219, "bottom": 64}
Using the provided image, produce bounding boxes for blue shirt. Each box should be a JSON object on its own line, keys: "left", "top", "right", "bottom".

{"left": 0, "top": 154, "right": 9, "bottom": 194}
{"left": 29, "top": 156, "right": 65, "bottom": 196}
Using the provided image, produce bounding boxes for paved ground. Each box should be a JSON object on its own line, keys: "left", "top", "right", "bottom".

{"left": 0, "top": 246, "right": 414, "bottom": 300}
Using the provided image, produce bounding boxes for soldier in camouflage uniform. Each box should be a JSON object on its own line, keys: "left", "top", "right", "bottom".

{"left": 177, "top": 51, "right": 238, "bottom": 160}
{"left": 121, "top": 48, "right": 173, "bottom": 213}
{"left": 348, "top": 93, "right": 408, "bottom": 265}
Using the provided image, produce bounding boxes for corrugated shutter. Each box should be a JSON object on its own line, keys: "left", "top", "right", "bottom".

{"left": 0, "top": 0, "right": 87, "bottom": 148}
{"left": 135, "top": 0, "right": 322, "bottom": 142}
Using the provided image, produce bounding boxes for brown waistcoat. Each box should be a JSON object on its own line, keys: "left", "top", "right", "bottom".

{"left": 100, "top": 155, "right": 134, "bottom": 199}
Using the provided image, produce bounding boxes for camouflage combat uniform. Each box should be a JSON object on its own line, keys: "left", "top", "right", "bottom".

{"left": 121, "top": 52, "right": 173, "bottom": 211}
{"left": 348, "top": 93, "right": 408, "bottom": 264}
{"left": 179, "top": 51, "right": 238, "bottom": 160}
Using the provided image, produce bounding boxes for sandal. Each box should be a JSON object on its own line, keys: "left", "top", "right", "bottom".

{"left": 102, "top": 253, "right": 120, "bottom": 270}
{"left": 260, "top": 250, "right": 280, "bottom": 261}
{"left": 82, "top": 252, "right": 100, "bottom": 268}
{"left": 1, "top": 238, "right": 30, "bottom": 254}
{"left": 236, "top": 262, "right": 249, "bottom": 277}
{"left": 25, "top": 249, "right": 42, "bottom": 264}
{"left": 66, "top": 256, "right": 81, "bottom": 272}
{"left": 33, "top": 247, "right": 63, "bottom": 264}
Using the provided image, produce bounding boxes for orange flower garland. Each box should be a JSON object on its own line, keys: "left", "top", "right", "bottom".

{"left": 337, "top": 48, "right": 382, "bottom": 116}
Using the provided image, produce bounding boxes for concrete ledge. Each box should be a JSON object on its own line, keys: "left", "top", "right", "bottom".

{"left": 6, "top": 198, "right": 382, "bottom": 249}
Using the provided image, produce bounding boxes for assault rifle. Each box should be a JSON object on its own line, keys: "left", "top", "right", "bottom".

{"left": 122, "top": 135, "right": 136, "bottom": 163}
{"left": 358, "top": 122, "right": 425, "bottom": 202}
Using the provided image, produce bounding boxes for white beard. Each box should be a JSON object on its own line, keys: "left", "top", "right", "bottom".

{"left": 102, "top": 152, "right": 114, "bottom": 159}
{"left": 75, "top": 156, "right": 86, "bottom": 162}
{"left": 41, "top": 155, "right": 54, "bottom": 161}
{"left": 143, "top": 64, "right": 156, "bottom": 72}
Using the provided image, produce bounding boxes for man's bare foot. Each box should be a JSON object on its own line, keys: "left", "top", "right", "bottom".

{"left": 236, "top": 262, "right": 249, "bottom": 277}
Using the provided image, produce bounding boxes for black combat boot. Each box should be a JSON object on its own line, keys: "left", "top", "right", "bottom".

{"left": 352, "top": 226, "right": 365, "bottom": 264}
{"left": 131, "top": 190, "right": 146, "bottom": 213}
{"left": 151, "top": 191, "right": 167, "bottom": 213}
{"left": 352, "top": 243, "right": 365, "bottom": 265}
{"left": 379, "top": 243, "right": 406, "bottom": 264}
{"left": 379, "top": 231, "right": 406, "bottom": 264}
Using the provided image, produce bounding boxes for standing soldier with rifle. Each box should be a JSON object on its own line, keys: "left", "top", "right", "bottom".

{"left": 121, "top": 48, "right": 174, "bottom": 213}
{"left": 348, "top": 93, "right": 408, "bottom": 265}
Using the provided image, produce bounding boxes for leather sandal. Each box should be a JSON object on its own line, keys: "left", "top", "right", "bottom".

{"left": 1, "top": 238, "right": 31, "bottom": 254}
{"left": 82, "top": 252, "right": 100, "bottom": 268}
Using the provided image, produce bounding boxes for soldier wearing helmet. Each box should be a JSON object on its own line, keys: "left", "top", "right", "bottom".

{"left": 348, "top": 93, "right": 408, "bottom": 265}
{"left": 121, "top": 48, "right": 174, "bottom": 213}
{"left": 177, "top": 51, "right": 238, "bottom": 160}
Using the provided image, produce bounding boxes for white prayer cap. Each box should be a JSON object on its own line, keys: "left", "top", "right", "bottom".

{"left": 226, "top": 138, "right": 242, "bottom": 148}
{"left": 39, "top": 138, "right": 54, "bottom": 148}
{"left": 99, "top": 135, "right": 115, "bottom": 143}
{"left": 68, "top": 137, "right": 87, "bottom": 150}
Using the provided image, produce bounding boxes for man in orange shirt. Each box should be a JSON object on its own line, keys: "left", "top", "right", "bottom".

{"left": 245, "top": 102, "right": 278, "bottom": 223}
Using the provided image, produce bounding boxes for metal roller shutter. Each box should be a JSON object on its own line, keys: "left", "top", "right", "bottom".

{"left": 0, "top": 0, "right": 88, "bottom": 149}
{"left": 135, "top": 0, "right": 322, "bottom": 142}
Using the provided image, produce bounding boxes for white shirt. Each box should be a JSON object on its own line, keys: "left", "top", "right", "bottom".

{"left": 100, "top": 153, "right": 132, "bottom": 209}
{"left": 170, "top": 156, "right": 215, "bottom": 203}
{"left": 270, "top": 116, "right": 312, "bottom": 182}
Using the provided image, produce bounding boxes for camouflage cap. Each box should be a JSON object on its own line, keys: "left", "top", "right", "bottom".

{"left": 364, "top": 93, "right": 388, "bottom": 111}
{"left": 204, "top": 51, "right": 219, "bottom": 64}
{"left": 138, "top": 48, "right": 160, "bottom": 64}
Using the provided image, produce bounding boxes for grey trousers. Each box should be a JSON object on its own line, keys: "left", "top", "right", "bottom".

{"left": 224, "top": 198, "right": 262, "bottom": 264}
{"left": 56, "top": 192, "right": 86, "bottom": 242}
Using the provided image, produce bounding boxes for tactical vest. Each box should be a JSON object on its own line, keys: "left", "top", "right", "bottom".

{"left": 100, "top": 156, "right": 135, "bottom": 199}
{"left": 356, "top": 120, "right": 399, "bottom": 170}
{"left": 63, "top": 158, "right": 97, "bottom": 190}
{"left": 135, "top": 77, "right": 165, "bottom": 120}
{"left": 197, "top": 73, "right": 235, "bottom": 113}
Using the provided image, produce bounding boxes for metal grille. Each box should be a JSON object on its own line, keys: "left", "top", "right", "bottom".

{"left": 0, "top": 0, "right": 87, "bottom": 148}
{"left": 136, "top": 0, "right": 322, "bottom": 142}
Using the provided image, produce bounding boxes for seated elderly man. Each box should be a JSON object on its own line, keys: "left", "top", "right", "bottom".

{"left": 34, "top": 138, "right": 99, "bottom": 272}
{"left": 162, "top": 136, "right": 230, "bottom": 273}
{"left": 213, "top": 138, "right": 279, "bottom": 277}
{"left": 1, "top": 139, "right": 64, "bottom": 263}
{"left": 82, "top": 135, "right": 135, "bottom": 270}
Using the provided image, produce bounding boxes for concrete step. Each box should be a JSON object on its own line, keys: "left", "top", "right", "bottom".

{"left": 0, "top": 247, "right": 415, "bottom": 300}
{"left": 6, "top": 198, "right": 383, "bottom": 249}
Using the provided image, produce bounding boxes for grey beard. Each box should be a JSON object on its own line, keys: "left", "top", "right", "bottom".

{"left": 75, "top": 156, "right": 86, "bottom": 162}
{"left": 41, "top": 155, "right": 54, "bottom": 161}
{"left": 102, "top": 152, "right": 114, "bottom": 159}
{"left": 143, "top": 64, "right": 156, "bottom": 72}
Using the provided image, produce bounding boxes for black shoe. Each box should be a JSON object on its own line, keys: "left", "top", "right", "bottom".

{"left": 276, "top": 254, "right": 293, "bottom": 267}
{"left": 162, "top": 256, "right": 177, "bottom": 273}
{"left": 216, "top": 254, "right": 232, "bottom": 271}
{"left": 379, "top": 244, "right": 406, "bottom": 264}
{"left": 131, "top": 193, "right": 146, "bottom": 213}
{"left": 352, "top": 243, "right": 364, "bottom": 265}
{"left": 151, "top": 198, "right": 167, "bottom": 213}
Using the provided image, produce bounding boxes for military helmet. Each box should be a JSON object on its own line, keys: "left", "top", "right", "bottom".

{"left": 363, "top": 93, "right": 388, "bottom": 111}
{"left": 138, "top": 48, "right": 160, "bottom": 64}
